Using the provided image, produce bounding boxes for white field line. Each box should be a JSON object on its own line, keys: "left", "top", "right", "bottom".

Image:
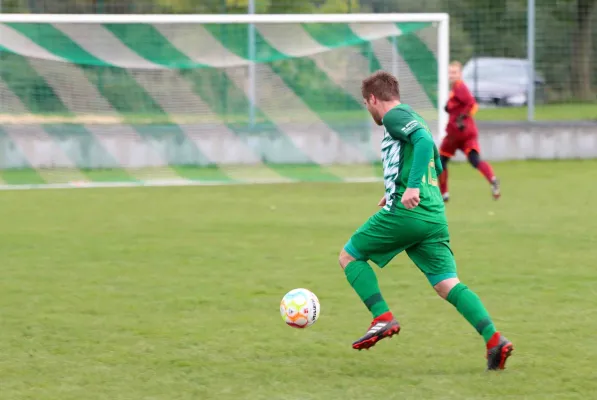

{"left": 0, "top": 177, "right": 383, "bottom": 191}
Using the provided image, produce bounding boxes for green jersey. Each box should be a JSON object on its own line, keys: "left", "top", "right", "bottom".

{"left": 380, "top": 104, "right": 446, "bottom": 224}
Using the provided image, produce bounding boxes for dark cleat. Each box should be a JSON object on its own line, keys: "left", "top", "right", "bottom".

{"left": 442, "top": 192, "right": 450, "bottom": 203}
{"left": 486, "top": 333, "right": 513, "bottom": 370}
{"left": 352, "top": 312, "right": 400, "bottom": 351}
{"left": 491, "top": 178, "right": 501, "bottom": 200}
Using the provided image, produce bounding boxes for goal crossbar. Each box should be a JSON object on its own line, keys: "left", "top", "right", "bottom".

{"left": 0, "top": 13, "right": 449, "bottom": 24}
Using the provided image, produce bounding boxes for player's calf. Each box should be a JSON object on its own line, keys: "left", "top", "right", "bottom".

{"left": 467, "top": 150, "right": 481, "bottom": 168}
{"left": 436, "top": 277, "right": 514, "bottom": 370}
{"left": 340, "top": 249, "right": 399, "bottom": 350}
{"left": 467, "top": 150, "right": 500, "bottom": 199}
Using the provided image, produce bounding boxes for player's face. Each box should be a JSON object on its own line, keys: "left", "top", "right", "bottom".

{"left": 364, "top": 95, "right": 383, "bottom": 126}
{"left": 448, "top": 65, "right": 461, "bottom": 84}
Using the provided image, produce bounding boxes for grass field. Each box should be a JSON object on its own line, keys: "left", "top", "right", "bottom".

{"left": 1, "top": 102, "right": 595, "bottom": 126}
{"left": 475, "top": 103, "right": 597, "bottom": 121}
{"left": 1, "top": 160, "right": 597, "bottom": 400}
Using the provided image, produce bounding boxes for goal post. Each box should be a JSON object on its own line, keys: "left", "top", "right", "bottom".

{"left": 0, "top": 13, "right": 449, "bottom": 188}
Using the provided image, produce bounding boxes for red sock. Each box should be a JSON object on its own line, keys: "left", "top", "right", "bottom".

{"left": 373, "top": 311, "right": 394, "bottom": 322}
{"left": 439, "top": 170, "right": 448, "bottom": 195}
{"left": 477, "top": 161, "right": 495, "bottom": 184}
{"left": 486, "top": 332, "right": 501, "bottom": 349}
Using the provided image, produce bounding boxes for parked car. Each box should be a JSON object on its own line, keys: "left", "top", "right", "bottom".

{"left": 462, "top": 57, "right": 546, "bottom": 106}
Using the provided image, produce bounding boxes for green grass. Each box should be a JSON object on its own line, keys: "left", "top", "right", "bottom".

{"left": 3, "top": 102, "right": 596, "bottom": 126}
{"left": 1, "top": 160, "right": 597, "bottom": 399}
{"left": 476, "top": 103, "right": 597, "bottom": 121}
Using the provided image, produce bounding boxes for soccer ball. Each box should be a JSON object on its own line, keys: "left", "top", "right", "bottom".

{"left": 280, "top": 288, "right": 320, "bottom": 328}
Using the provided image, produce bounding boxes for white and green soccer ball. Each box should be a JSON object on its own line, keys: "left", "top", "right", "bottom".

{"left": 280, "top": 288, "right": 320, "bottom": 329}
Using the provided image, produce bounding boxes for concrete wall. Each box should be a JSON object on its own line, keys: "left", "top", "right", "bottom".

{"left": 0, "top": 121, "right": 595, "bottom": 169}
{"left": 453, "top": 121, "right": 597, "bottom": 161}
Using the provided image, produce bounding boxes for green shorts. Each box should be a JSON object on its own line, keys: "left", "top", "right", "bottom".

{"left": 344, "top": 208, "right": 457, "bottom": 286}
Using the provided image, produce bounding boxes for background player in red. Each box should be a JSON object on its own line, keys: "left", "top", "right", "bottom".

{"left": 439, "top": 61, "right": 500, "bottom": 202}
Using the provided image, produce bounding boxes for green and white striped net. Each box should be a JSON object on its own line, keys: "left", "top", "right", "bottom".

{"left": 0, "top": 19, "right": 440, "bottom": 187}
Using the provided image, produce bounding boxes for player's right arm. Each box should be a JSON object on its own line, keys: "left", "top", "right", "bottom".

{"left": 433, "top": 146, "right": 443, "bottom": 176}
{"left": 382, "top": 109, "right": 435, "bottom": 209}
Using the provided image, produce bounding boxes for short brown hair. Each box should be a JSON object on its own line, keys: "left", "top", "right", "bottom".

{"left": 361, "top": 70, "right": 400, "bottom": 101}
{"left": 449, "top": 60, "right": 462, "bottom": 69}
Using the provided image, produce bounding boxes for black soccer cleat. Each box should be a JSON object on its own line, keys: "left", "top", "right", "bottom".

{"left": 352, "top": 312, "right": 400, "bottom": 351}
{"left": 486, "top": 334, "right": 513, "bottom": 370}
{"left": 491, "top": 178, "right": 501, "bottom": 200}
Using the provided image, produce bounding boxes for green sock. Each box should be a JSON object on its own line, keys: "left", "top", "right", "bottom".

{"left": 344, "top": 260, "right": 390, "bottom": 318}
{"left": 446, "top": 283, "right": 497, "bottom": 343}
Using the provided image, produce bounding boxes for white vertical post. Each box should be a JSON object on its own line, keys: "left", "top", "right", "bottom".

{"left": 391, "top": 36, "right": 398, "bottom": 78}
{"left": 527, "top": 0, "right": 535, "bottom": 121}
{"left": 436, "top": 16, "right": 450, "bottom": 142}
{"left": 248, "top": 0, "right": 256, "bottom": 129}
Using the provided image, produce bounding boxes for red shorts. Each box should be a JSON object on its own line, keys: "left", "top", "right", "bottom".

{"left": 440, "top": 130, "right": 480, "bottom": 158}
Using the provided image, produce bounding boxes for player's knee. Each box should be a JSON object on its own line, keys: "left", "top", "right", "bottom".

{"left": 338, "top": 249, "right": 356, "bottom": 270}
{"left": 440, "top": 155, "right": 450, "bottom": 171}
{"left": 467, "top": 150, "right": 481, "bottom": 168}
{"left": 433, "top": 277, "right": 461, "bottom": 299}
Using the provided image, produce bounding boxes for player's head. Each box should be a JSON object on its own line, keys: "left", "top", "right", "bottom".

{"left": 361, "top": 71, "right": 400, "bottom": 126}
{"left": 449, "top": 61, "right": 462, "bottom": 84}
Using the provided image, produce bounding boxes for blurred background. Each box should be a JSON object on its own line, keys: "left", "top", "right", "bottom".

{"left": 1, "top": 0, "right": 596, "bottom": 120}
{"left": 0, "top": 1, "right": 595, "bottom": 187}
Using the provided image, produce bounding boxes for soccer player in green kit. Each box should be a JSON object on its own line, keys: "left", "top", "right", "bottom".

{"left": 338, "top": 71, "right": 513, "bottom": 370}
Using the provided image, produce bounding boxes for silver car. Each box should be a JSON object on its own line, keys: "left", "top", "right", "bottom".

{"left": 462, "top": 57, "right": 546, "bottom": 106}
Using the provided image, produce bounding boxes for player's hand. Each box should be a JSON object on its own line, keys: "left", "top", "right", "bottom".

{"left": 401, "top": 188, "right": 420, "bottom": 210}
{"left": 378, "top": 195, "right": 387, "bottom": 207}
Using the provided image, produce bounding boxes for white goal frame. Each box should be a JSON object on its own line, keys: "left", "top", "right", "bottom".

{"left": 1, "top": 13, "right": 450, "bottom": 140}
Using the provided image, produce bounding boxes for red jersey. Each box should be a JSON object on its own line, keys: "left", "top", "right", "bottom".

{"left": 445, "top": 80, "right": 478, "bottom": 134}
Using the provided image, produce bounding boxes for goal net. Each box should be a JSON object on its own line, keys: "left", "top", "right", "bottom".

{"left": 0, "top": 14, "right": 448, "bottom": 188}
